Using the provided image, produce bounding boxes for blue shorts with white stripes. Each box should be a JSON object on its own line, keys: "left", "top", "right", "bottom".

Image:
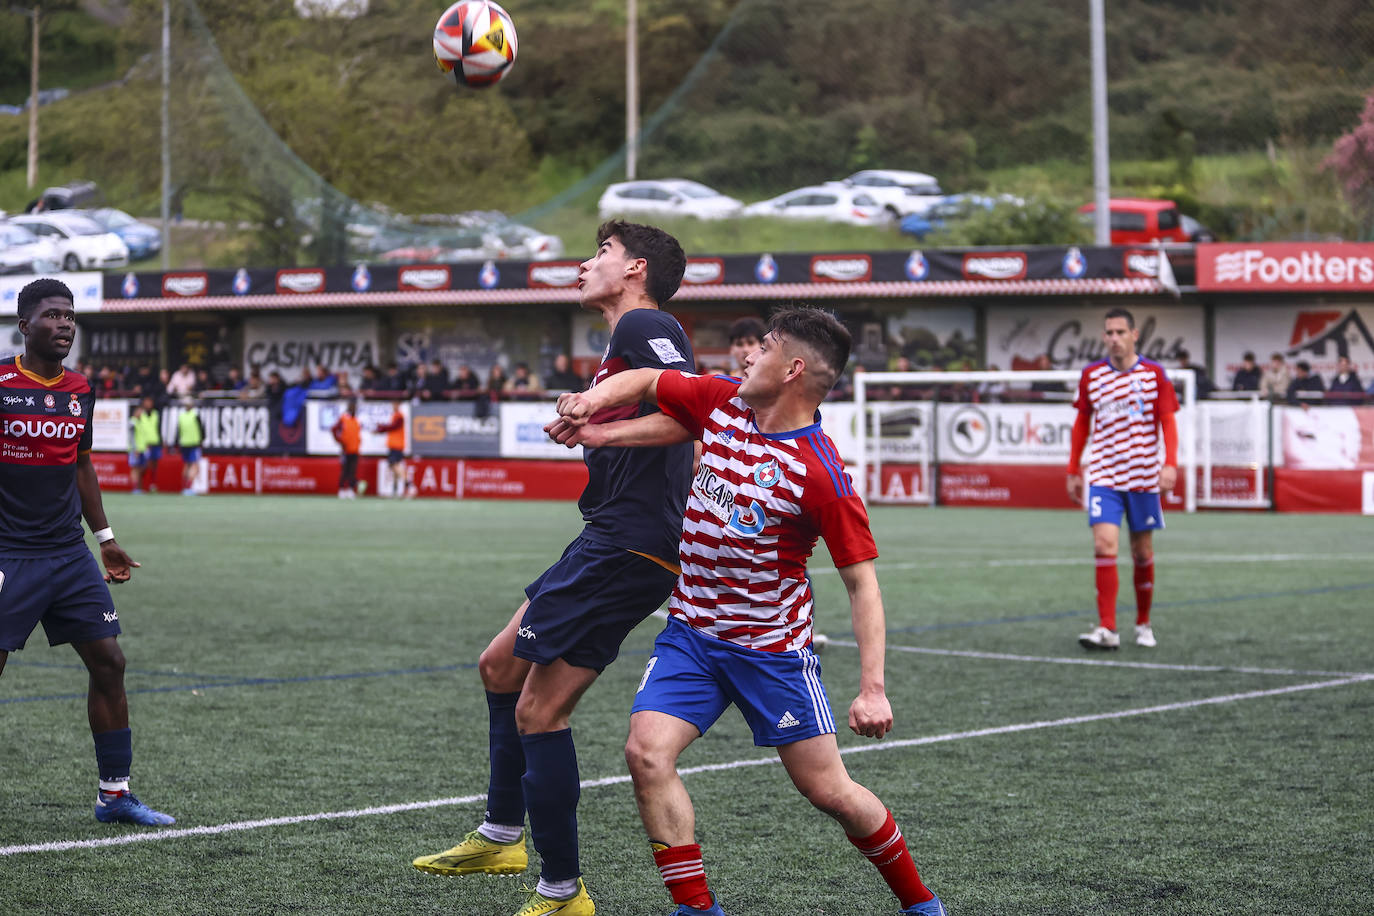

{"left": 631, "top": 616, "right": 836, "bottom": 747}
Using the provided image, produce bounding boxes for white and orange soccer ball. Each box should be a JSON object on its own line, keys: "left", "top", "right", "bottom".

{"left": 433, "top": 1, "right": 519, "bottom": 89}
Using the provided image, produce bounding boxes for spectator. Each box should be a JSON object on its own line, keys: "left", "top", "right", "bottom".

{"left": 1260, "top": 352, "right": 1290, "bottom": 400}
{"left": 166, "top": 363, "right": 196, "bottom": 399}
{"left": 423, "top": 359, "right": 449, "bottom": 401}
{"left": 308, "top": 364, "right": 339, "bottom": 397}
{"left": 1329, "top": 356, "right": 1363, "bottom": 399}
{"left": 544, "top": 353, "right": 583, "bottom": 392}
{"left": 1286, "top": 360, "right": 1326, "bottom": 405}
{"left": 727, "top": 316, "right": 766, "bottom": 372}
{"left": 1176, "top": 349, "right": 1215, "bottom": 399}
{"left": 1029, "top": 353, "right": 1067, "bottom": 395}
{"left": 453, "top": 364, "right": 481, "bottom": 400}
{"left": 131, "top": 396, "right": 162, "bottom": 493}
{"left": 1231, "top": 352, "right": 1261, "bottom": 392}
{"left": 411, "top": 362, "right": 430, "bottom": 399}
{"left": 241, "top": 369, "right": 265, "bottom": 399}
{"left": 486, "top": 364, "right": 510, "bottom": 400}
{"left": 381, "top": 362, "right": 407, "bottom": 393}
{"left": 509, "top": 362, "right": 542, "bottom": 400}
{"left": 331, "top": 399, "right": 362, "bottom": 500}
{"left": 176, "top": 396, "right": 204, "bottom": 496}
{"left": 195, "top": 369, "right": 212, "bottom": 394}
{"left": 154, "top": 368, "right": 173, "bottom": 407}
{"left": 359, "top": 365, "right": 381, "bottom": 395}
{"left": 264, "top": 370, "right": 286, "bottom": 406}
{"left": 223, "top": 366, "right": 245, "bottom": 393}
{"left": 979, "top": 364, "right": 1007, "bottom": 403}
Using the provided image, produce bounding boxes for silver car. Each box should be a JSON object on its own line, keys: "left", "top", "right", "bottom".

{"left": 0, "top": 222, "right": 62, "bottom": 275}
{"left": 8, "top": 211, "right": 129, "bottom": 271}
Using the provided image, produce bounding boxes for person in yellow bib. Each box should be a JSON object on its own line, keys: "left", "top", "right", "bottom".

{"left": 176, "top": 397, "right": 204, "bottom": 496}
{"left": 130, "top": 396, "right": 161, "bottom": 493}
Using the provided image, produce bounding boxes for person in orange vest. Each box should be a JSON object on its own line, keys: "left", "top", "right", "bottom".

{"left": 374, "top": 402, "right": 414, "bottom": 498}
{"left": 331, "top": 398, "right": 362, "bottom": 500}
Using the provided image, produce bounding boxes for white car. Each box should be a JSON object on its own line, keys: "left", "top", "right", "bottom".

{"left": 9, "top": 212, "right": 129, "bottom": 271}
{"left": 836, "top": 169, "right": 944, "bottom": 219}
{"left": 741, "top": 185, "right": 886, "bottom": 226}
{"left": 598, "top": 179, "right": 743, "bottom": 220}
{"left": 0, "top": 222, "right": 61, "bottom": 275}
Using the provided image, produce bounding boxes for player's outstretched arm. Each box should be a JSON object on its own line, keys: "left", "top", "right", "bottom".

{"left": 545, "top": 411, "right": 692, "bottom": 449}
{"left": 837, "top": 560, "right": 893, "bottom": 740}
{"left": 556, "top": 368, "right": 666, "bottom": 426}
{"left": 76, "top": 452, "right": 140, "bottom": 584}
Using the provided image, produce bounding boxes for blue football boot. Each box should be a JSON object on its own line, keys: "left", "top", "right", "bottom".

{"left": 673, "top": 895, "right": 727, "bottom": 915}
{"left": 94, "top": 792, "right": 176, "bottom": 826}
{"left": 901, "top": 896, "right": 947, "bottom": 915}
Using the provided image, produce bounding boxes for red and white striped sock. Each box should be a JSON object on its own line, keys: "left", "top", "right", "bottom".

{"left": 847, "top": 810, "right": 934, "bottom": 909}
{"left": 1134, "top": 557, "right": 1154, "bottom": 625}
{"left": 1095, "top": 554, "right": 1119, "bottom": 631}
{"left": 651, "top": 843, "right": 713, "bottom": 910}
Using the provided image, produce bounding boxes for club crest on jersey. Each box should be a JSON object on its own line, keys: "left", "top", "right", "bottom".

{"left": 68, "top": 394, "right": 81, "bottom": 417}
{"left": 43, "top": 393, "right": 56, "bottom": 410}
{"left": 753, "top": 459, "right": 781, "bottom": 488}
{"left": 728, "top": 500, "right": 767, "bottom": 536}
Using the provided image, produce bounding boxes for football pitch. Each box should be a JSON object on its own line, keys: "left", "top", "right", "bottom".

{"left": 1, "top": 496, "right": 1371, "bottom": 915}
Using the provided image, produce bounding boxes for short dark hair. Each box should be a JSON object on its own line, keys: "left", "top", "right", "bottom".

{"left": 728, "top": 316, "right": 765, "bottom": 345}
{"left": 767, "top": 306, "right": 852, "bottom": 396}
{"left": 1296, "top": 360, "right": 1311, "bottom": 372}
{"left": 17, "top": 277, "right": 74, "bottom": 320}
{"left": 1178, "top": 349, "right": 1190, "bottom": 361}
{"left": 1243, "top": 351, "right": 1255, "bottom": 362}
{"left": 1104, "top": 307, "right": 1135, "bottom": 329}
{"left": 596, "top": 220, "right": 686, "bottom": 306}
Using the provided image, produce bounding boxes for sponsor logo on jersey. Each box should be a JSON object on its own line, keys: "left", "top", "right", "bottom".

{"left": 517, "top": 625, "right": 536, "bottom": 640}
{"left": 2, "top": 395, "right": 24, "bottom": 405}
{"left": 727, "top": 499, "right": 767, "bottom": 536}
{"left": 3, "top": 417, "right": 84, "bottom": 439}
{"left": 68, "top": 394, "right": 82, "bottom": 417}
{"left": 43, "top": 393, "right": 56, "bottom": 410}
{"left": 0, "top": 373, "right": 15, "bottom": 382}
{"left": 963, "top": 252, "right": 1028, "bottom": 280}
{"left": 399, "top": 266, "right": 451, "bottom": 291}
{"left": 162, "top": 272, "right": 208, "bottom": 297}
{"left": 693, "top": 463, "right": 737, "bottom": 524}
{"left": 647, "top": 337, "right": 685, "bottom": 365}
{"left": 810, "top": 255, "right": 872, "bottom": 283}
{"left": 103, "top": 610, "right": 119, "bottom": 623}
{"left": 276, "top": 269, "right": 326, "bottom": 294}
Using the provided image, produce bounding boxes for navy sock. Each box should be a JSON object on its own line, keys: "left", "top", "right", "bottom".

{"left": 521, "top": 728, "right": 581, "bottom": 881}
{"left": 484, "top": 691, "right": 525, "bottom": 826}
{"left": 93, "top": 728, "right": 132, "bottom": 785}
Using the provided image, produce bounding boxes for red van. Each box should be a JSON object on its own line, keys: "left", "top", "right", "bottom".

{"left": 1078, "top": 198, "right": 1191, "bottom": 245}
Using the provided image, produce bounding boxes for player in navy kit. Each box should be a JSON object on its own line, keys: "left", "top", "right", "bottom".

{"left": 411, "top": 222, "right": 695, "bottom": 916}
{"left": 0, "top": 278, "right": 173, "bottom": 826}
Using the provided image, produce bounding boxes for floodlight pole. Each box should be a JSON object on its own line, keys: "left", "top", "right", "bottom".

{"left": 1090, "top": 0, "right": 1110, "bottom": 245}
{"left": 160, "top": 0, "right": 171, "bottom": 269}
{"left": 626, "top": 0, "right": 638, "bottom": 179}
{"left": 26, "top": 4, "right": 39, "bottom": 190}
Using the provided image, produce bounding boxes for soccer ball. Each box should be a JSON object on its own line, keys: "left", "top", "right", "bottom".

{"left": 433, "top": 1, "right": 519, "bottom": 89}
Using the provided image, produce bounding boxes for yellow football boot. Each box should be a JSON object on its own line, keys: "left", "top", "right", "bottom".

{"left": 512, "top": 879, "right": 595, "bottom": 915}
{"left": 411, "top": 829, "right": 528, "bottom": 876}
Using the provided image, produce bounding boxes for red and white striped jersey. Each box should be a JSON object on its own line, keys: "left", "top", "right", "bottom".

{"left": 1074, "top": 357, "right": 1178, "bottom": 492}
{"left": 656, "top": 371, "right": 877, "bottom": 653}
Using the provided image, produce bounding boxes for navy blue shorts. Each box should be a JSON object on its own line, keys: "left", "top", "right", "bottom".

{"left": 0, "top": 546, "right": 120, "bottom": 652}
{"left": 515, "top": 536, "right": 678, "bottom": 673}
{"left": 387, "top": 449, "right": 405, "bottom": 464}
{"left": 631, "top": 618, "right": 835, "bottom": 747}
{"left": 144, "top": 445, "right": 163, "bottom": 461}
{"left": 1088, "top": 486, "right": 1165, "bottom": 532}
{"left": 180, "top": 446, "right": 202, "bottom": 463}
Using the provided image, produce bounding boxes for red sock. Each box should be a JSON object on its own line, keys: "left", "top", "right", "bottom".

{"left": 652, "top": 843, "right": 713, "bottom": 910}
{"left": 1134, "top": 557, "right": 1154, "bottom": 625}
{"left": 1095, "top": 554, "right": 1118, "bottom": 631}
{"left": 847, "top": 810, "right": 933, "bottom": 909}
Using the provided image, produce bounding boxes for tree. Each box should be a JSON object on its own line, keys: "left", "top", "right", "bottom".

{"left": 1323, "top": 91, "right": 1374, "bottom": 238}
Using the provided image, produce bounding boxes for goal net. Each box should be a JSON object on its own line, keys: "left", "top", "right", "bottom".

{"left": 845, "top": 368, "right": 1265, "bottom": 512}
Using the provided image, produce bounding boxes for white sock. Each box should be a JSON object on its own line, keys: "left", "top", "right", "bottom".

{"left": 99, "top": 779, "right": 130, "bottom": 794}
{"left": 536, "top": 877, "right": 580, "bottom": 900}
{"left": 477, "top": 822, "right": 524, "bottom": 844}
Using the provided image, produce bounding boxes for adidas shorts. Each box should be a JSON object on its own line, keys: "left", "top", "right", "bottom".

{"left": 631, "top": 617, "right": 836, "bottom": 747}
{"left": 1087, "top": 486, "right": 1164, "bottom": 532}
{"left": 0, "top": 545, "right": 120, "bottom": 652}
{"left": 516, "top": 535, "right": 678, "bottom": 673}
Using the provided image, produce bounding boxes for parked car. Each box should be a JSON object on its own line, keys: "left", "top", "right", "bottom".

{"left": 8, "top": 211, "right": 129, "bottom": 270}
{"left": 898, "top": 194, "right": 1024, "bottom": 238}
{"left": 742, "top": 185, "right": 886, "bottom": 226}
{"left": 836, "top": 169, "right": 944, "bottom": 219}
{"left": 379, "top": 222, "right": 564, "bottom": 263}
{"left": 0, "top": 222, "right": 62, "bottom": 275}
{"left": 1180, "top": 213, "right": 1217, "bottom": 243}
{"left": 1078, "top": 198, "right": 1191, "bottom": 245}
{"left": 598, "top": 179, "right": 743, "bottom": 220}
{"left": 82, "top": 208, "right": 162, "bottom": 261}
{"left": 28, "top": 179, "right": 103, "bottom": 212}
{"left": 489, "top": 222, "right": 564, "bottom": 260}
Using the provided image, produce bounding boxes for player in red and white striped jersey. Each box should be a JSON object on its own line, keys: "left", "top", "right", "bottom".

{"left": 549, "top": 307, "right": 945, "bottom": 916}
{"left": 1066, "top": 308, "right": 1179, "bottom": 650}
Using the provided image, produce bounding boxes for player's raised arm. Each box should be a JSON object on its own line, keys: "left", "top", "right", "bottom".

{"left": 545, "top": 410, "right": 690, "bottom": 449}
{"left": 556, "top": 367, "right": 666, "bottom": 425}
{"left": 837, "top": 559, "right": 894, "bottom": 740}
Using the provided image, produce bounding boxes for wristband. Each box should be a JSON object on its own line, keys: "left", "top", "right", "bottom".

{"left": 93, "top": 527, "right": 115, "bottom": 544}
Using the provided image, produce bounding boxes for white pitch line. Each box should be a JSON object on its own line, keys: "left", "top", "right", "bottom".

{"left": 848, "top": 641, "right": 1374, "bottom": 679}
{"left": 2, "top": 675, "right": 1368, "bottom": 858}
{"left": 810, "top": 553, "right": 1373, "bottom": 574}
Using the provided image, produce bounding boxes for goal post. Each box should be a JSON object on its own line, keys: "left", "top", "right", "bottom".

{"left": 853, "top": 368, "right": 1203, "bottom": 512}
